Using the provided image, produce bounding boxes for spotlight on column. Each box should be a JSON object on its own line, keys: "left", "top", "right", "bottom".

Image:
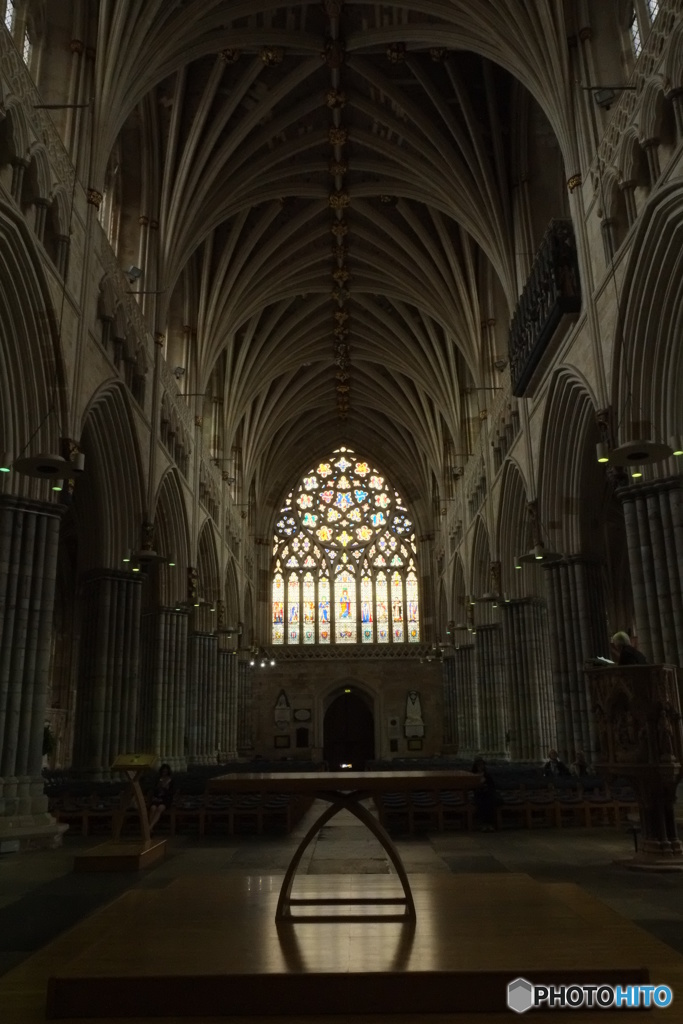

{"left": 671, "top": 435, "right": 683, "bottom": 457}
{"left": 596, "top": 441, "right": 609, "bottom": 463}
{"left": 0, "top": 452, "right": 11, "bottom": 472}
{"left": 514, "top": 557, "right": 522, "bottom": 570}
{"left": 122, "top": 550, "right": 132, "bottom": 563}
{"left": 631, "top": 468, "right": 643, "bottom": 478}
{"left": 534, "top": 544, "right": 543, "bottom": 560}
{"left": 51, "top": 479, "right": 63, "bottom": 492}
{"left": 132, "top": 562, "right": 141, "bottom": 573}
{"left": 167, "top": 555, "right": 176, "bottom": 566}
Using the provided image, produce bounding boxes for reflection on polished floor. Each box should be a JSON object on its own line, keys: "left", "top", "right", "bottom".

{"left": 1, "top": 802, "right": 683, "bottom": 1022}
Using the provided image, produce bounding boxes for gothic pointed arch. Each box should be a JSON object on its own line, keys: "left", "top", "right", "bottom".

{"left": 496, "top": 459, "right": 531, "bottom": 598}
{"left": 614, "top": 182, "right": 683, "bottom": 449}
{"left": 154, "top": 469, "right": 191, "bottom": 607}
{"left": 271, "top": 445, "right": 420, "bottom": 645}
{"left": 76, "top": 382, "right": 146, "bottom": 569}
{"left": 0, "top": 200, "right": 67, "bottom": 477}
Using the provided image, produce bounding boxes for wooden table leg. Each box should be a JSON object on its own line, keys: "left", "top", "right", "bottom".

{"left": 275, "top": 789, "right": 416, "bottom": 920}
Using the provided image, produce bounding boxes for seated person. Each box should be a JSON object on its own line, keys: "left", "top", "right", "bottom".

{"left": 610, "top": 631, "right": 648, "bottom": 665}
{"left": 149, "top": 763, "right": 175, "bottom": 833}
{"left": 471, "top": 756, "right": 498, "bottom": 831}
{"left": 543, "top": 748, "right": 570, "bottom": 777}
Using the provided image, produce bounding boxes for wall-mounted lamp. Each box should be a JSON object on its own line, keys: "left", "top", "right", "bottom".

{"left": 582, "top": 85, "right": 636, "bottom": 111}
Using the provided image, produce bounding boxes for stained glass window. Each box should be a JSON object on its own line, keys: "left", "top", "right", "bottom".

{"left": 272, "top": 447, "right": 420, "bottom": 644}
{"left": 287, "top": 573, "right": 299, "bottom": 644}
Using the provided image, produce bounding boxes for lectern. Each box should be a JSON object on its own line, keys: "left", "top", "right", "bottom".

{"left": 73, "top": 753, "right": 167, "bottom": 873}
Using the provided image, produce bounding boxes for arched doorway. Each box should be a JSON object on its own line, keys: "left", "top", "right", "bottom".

{"left": 323, "top": 690, "right": 375, "bottom": 771}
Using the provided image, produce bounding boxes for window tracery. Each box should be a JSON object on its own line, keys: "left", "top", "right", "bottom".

{"left": 272, "top": 447, "right": 419, "bottom": 645}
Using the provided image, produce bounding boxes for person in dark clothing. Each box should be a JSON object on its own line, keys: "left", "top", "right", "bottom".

{"left": 149, "top": 763, "right": 175, "bottom": 833}
{"left": 610, "top": 631, "right": 648, "bottom": 665}
{"left": 471, "top": 757, "right": 498, "bottom": 831}
{"left": 543, "top": 748, "right": 571, "bottom": 777}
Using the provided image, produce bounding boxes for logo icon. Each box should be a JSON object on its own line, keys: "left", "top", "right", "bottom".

{"left": 508, "top": 978, "right": 534, "bottom": 1014}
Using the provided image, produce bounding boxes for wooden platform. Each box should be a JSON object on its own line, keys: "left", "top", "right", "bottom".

{"left": 6, "top": 872, "right": 672, "bottom": 1020}
{"left": 73, "top": 839, "right": 166, "bottom": 873}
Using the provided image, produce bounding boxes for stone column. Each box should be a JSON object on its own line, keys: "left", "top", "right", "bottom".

{"left": 619, "top": 478, "right": 683, "bottom": 665}
{"left": 442, "top": 656, "right": 457, "bottom": 752}
{"left": 236, "top": 660, "right": 253, "bottom": 753}
{"left": 0, "top": 496, "right": 65, "bottom": 849}
{"left": 475, "top": 623, "right": 508, "bottom": 759}
{"left": 138, "top": 608, "right": 188, "bottom": 770}
{"left": 501, "top": 598, "right": 556, "bottom": 762}
{"left": 451, "top": 643, "right": 478, "bottom": 757}
{"left": 72, "top": 570, "right": 144, "bottom": 777}
{"left": 544, "top": 557, "right": 609, "bottom": 764}
{"left": 186, "top": 632, "right": 218, "bottom": 764}
{"left": 216, "top": 649, "right": 238, "bottom": 761}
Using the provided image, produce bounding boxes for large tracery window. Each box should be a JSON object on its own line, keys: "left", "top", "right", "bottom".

{"left": 272, "top": 447, "right": 420, "bottom": 645}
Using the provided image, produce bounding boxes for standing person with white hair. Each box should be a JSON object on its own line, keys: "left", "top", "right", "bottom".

{"left": 610, "top": 631, "right": 648, "bottom": 665}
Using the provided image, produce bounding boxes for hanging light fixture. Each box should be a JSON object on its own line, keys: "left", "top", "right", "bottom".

{"left": 518, "top": 545, "right": 563, "bottom": 565}
{"left": 670, "top": 436, "right": 683, "bottom": 457}
{"left": 596, "top": 441, "right": 610, "bottom": 463}
{"left": 0, "top": 453, "right": 12, "bottom": 472}
{"left": 13, "top": 451, "right": 85, "bottom": 480}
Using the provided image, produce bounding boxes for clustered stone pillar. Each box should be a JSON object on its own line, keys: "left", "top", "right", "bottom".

{"left": 236, "top": 661, "right": 253, "bottom": 752}
{"left": 619, "top": 478, "right": 683, "bottom": 665}
{"left": 73, "top": 571, "right": 144, "bottom": 777}
{"left": 138, "top": 608, "right": 188, "bottom": 770}
{"left": 544, "top": 557, "right": 609, "bottom": 764}
{"left": 501, "top": 598, "right": 556, "bottom": 762}
{"left": 217, "top": 649, "right": 238, "bottom": 761}
{"left": 475, "top": 623, "right": 508, "bottom": 759}
{"left": 442, "top": 656, "right": 458, "bottom": 750}
{"left": 0, "top": 497, "right": 64, "bottom": 847}
{"left": 186, "top": 632, "right": 218, "bottom": 763}
{"left": 451, "top": 643, "right": 478, "bottom": 758}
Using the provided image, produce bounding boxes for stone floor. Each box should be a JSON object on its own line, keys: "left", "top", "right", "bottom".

{"left": 1, "top": 805, "right": 682, "bottom": 1019}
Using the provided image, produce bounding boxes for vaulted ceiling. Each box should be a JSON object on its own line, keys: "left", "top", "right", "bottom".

{"left": 87, "top": 1, "right": 573, "bottom": 518}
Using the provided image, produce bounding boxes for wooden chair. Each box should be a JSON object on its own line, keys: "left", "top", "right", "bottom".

{"left": 202, "top": 795, "right": 233, "bottom": 835}
{"left": 377, "top": 792, "right": 412, "bottom": 834}
{"left": 496, "top": 790, "right": 527, "bottom": 830}
{"left": 171, "top": 795, "right": 207, "bottom": 836}
{"left": 232, "top": 793, "right": 264, "bottom": 834}
{"left": 554, "top": 789, "right": 589, "bottom": 828}
{"left": 584, "top": 790, "right": 618, "bottom": 826}
{"left": 440, "top": 790, "right": 473, "bottom": 831}
{"left": 410, "top": 790, "right": 443, "bottom": 832}
{"left": 263, "top": 794, "right": 293, "bottom": 833}
{"left": 526, "top": 790, "right": 556, "bottom": 828}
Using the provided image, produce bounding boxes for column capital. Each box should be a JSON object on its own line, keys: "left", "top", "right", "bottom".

{"left": 0, "top": 494, "right": 65, "bottom": 519}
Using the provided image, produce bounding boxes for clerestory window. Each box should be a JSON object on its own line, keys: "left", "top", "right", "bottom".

{"left": 272, "top": 447, "right": 420, "bottom": 645}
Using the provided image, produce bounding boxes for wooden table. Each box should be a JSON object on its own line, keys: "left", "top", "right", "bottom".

{"left": 208, "top": 770, "right": 480, "bottom": 920}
